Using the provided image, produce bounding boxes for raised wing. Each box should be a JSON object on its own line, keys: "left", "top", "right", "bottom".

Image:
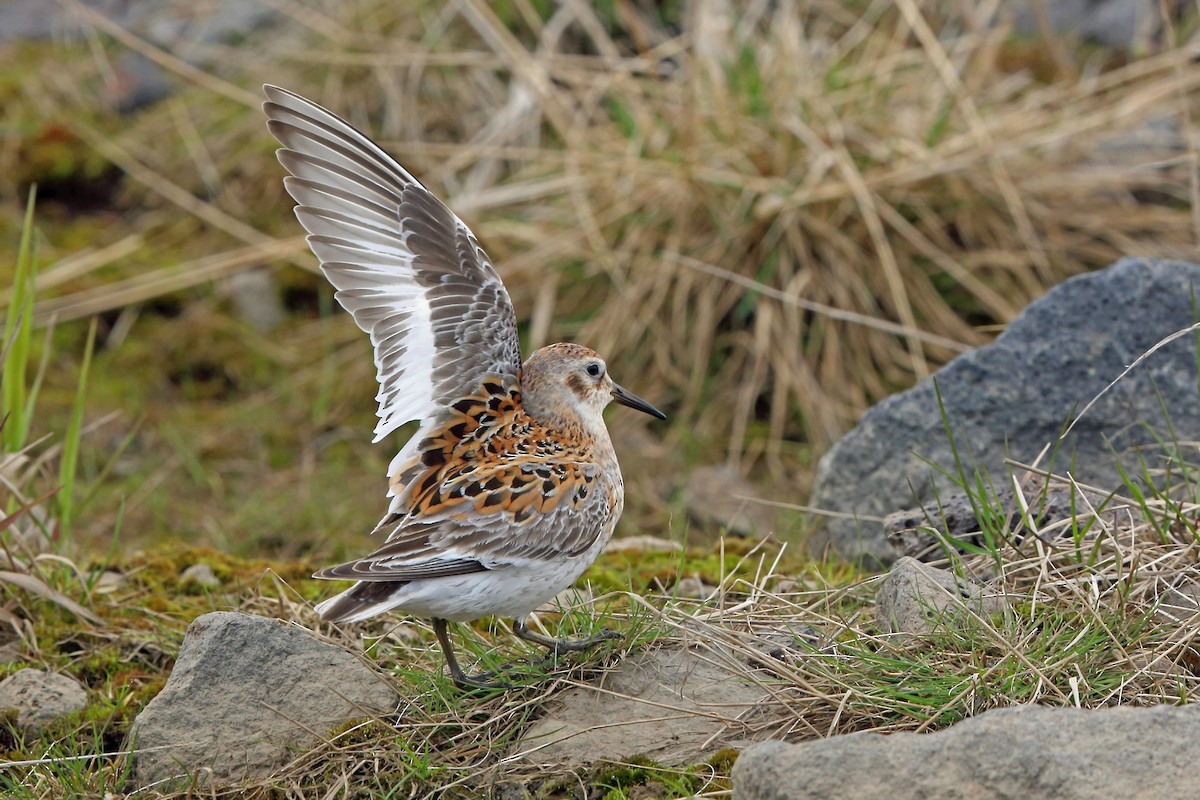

{"left": 262, "top": 85, "right": 522, "bottom": 450}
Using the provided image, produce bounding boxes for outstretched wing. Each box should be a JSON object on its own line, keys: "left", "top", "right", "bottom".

{"left": 262, "top": 85, "right": 522, "bottom": 453}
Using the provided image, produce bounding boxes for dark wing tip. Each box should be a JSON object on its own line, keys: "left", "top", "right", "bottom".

{"left": 313, "top": 562, "right": 360, "bottom": 581}
{"left": 315, "top": 581, "right": 408, "bottom": 623}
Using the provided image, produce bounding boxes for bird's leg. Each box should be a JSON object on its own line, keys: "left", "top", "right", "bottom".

{"left": 512, "top": 616, "right": 622, "bottom": 659}
{"left": 432, "top": 618, "right": 511, "bottom": 691}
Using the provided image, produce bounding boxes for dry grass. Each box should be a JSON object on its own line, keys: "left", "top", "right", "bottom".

{"left": 7, "top": 0, "right": 1198, "bottom": 504}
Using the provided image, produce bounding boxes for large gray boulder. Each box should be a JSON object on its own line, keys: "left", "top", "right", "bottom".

{"left": 810, "top": 258, "right": 1200, "bottom": 565}
{"left": 733, "top": 704, "right": 1200, "bottom": 800}
{"left": 128, "top": 612, "right": 397, "bottom": 787}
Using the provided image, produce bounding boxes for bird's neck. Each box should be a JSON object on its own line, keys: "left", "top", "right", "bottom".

{"left": 520, "top": 403, "right": 617, "bottom": 465}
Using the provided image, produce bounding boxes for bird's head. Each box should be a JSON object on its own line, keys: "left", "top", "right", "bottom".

{"left": 520, "top": 343, "right": 665, "bottom": 433}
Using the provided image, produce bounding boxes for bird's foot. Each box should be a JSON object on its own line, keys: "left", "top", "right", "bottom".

{"left": 433, "top": 617, "right": 516, "bottom": 692}
{"left": 512, "top": 617, "right": 623, "bottom": 659}
{"left": 448, "top": 666, "right": 513, "bottom": 692}
{"left": 543, "top": 628, "right": 624, "bottom": 658}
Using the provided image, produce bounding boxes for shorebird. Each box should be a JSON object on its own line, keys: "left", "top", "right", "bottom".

{"left": 263, "top": 85, "right": 666, "bottom": 689}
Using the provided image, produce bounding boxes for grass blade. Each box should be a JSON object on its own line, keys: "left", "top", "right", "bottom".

{"left": 57, "top": 317, "right": 98, "bottom": 538}
{"left": 2, "top": 187, "right": 38, "bottom": 454}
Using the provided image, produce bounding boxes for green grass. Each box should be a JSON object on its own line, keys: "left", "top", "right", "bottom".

{"left": 2, "top": 188, "right": 42, "bottom": 456}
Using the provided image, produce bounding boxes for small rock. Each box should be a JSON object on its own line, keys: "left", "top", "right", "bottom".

{"left": 382, "top": 624, "right": 422, "bottom": 645}
{"left": 684, "top": 465, "right": 780, "bottom": 537}
{"left": 0, "top": 0, "right": 281, "bottom": 110}
{"left": 1009, "top": 0, "right": 1171, "bottom": 50}
{"left": 748, "top": 624, "right": 823, "bottom": 664}
{"left": 0, "top": 488, "right": 54, "bottom": 555}
{"left": 11, "top": 524, "right": 52, "bottom": 556}
{"left": 673, "top": 576, "right": 716, "bottom": 599}
{"left": 1128, "top": 648, "right": 1191, "bottom": 682}
{"left": 224, "top": 269, "right": 285, "bottom": 333}
{"left": 1093, "top": 115, "right": 1185, "bottom": 167}
{"left": 180, "top": 563, "right": 220, "bottom": 588}
{"left": 94, "top": 571, "right": 124, "bottom": 594}
{"left": 1155, "top": 581, "right": 1200, "bottom": 625}
{"left": 771, "top": 577, "right": 804, "bottom": 594}
{"left": 0, "top": 640, "right": 22, "bottom": 664}
{"left": 515, "top": 646, "right": 770, "bottom": 766}
{"left": 128, "top": 611, "right": 397, "bottom": 787}
{"left": 0, "top": 453, "right": 28, "bottom": 482}
{"left": 104, "top": 52, "right": 173, "bottom": 113}
{"left": 733, "top": 704, "right": 1200, "bottom": 800}
{"left": 875, "top": 557, "right": 1006, "bottom": 638}
{"left": 884, "top": 474, "right": 1101, "bottom": 561}
{"left": 607, "top": 535, "right": 682, "bottom": 553}
{"left": 0, "top": 669, "right": 87, "bottom": 735}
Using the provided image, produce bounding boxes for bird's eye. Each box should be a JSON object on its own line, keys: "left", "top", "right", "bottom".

{"left": 586, "top": 362, "right": 603, "bottom": 378}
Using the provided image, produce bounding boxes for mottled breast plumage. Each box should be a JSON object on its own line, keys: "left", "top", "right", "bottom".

{"left": 384, "top": 377, "right": 620, "bottom": 534}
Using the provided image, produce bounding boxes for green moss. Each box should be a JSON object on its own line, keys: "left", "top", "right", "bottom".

{"left": 587, "top": 756, "right": 715, "bottom": 799}
{"left": 706, "top": 746, "right": 740, "bottom": 773}
{"left": 581, "top": 535, "right": 797, "bottom": 599}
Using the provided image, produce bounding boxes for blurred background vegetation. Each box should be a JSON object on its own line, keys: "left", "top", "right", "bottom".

{"left": 1, "top": 0, "right": 1198, "bottom": 563}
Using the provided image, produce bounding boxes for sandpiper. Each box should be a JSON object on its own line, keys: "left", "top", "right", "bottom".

{"left": 263, "top": 85, "right": 666, "bottom": 689}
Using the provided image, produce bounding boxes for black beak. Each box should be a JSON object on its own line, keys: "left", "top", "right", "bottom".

{"left": 611, "top": 382, "right": 667, "bottom": 420}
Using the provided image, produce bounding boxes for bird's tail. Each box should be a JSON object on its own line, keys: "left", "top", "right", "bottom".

{"left": 314, "top": 580, "right": 410, "bottom": 624}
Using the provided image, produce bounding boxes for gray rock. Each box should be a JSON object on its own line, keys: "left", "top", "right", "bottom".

{"left": 810, "top": 258, "right": 1200, "bottom": 565}
{"left": 0, "top": 669, "right": 87, "bottom": 735}
{"left": 515, "top": 646, "right": 770, "bottom": 766}
{"left": 93, "top": 570, "right": 125, "bottom": 594}
{"left": 128, "top": 611, "right": 397, "bottom": 787}
{"left": 179, "top": 562, "right": 220, "bottom": 588}
{"left": 0, "top": 640, "right": 22, "bottom": 664}
{"left": 606, "top": 535, "right": 682, "bottom": 553}
{"left": 1155, "top": 580, "right": 1200, "bottom": 625}
{"left": 0, "top": 0, "right": 278, "bottom": 45}
{"left": 733, "top": 704, "right": 1200, "bottom": 800}
{"left": 223, "top": 269, "right": 285, "bottom": 333}
{"left": 106, "top": 53, "right": 173, "bottom": 114}
{"left": 673, "top": 576, "right": 717, "bottom": 599}
{"left": 0, "top": 0, "right": 279, "bottom": 112}
{"left": 1008, "top": 0, "right": 1170, "bottom": 50}
{"left": 875, "top": 557, "right": 1007, "bottom": 639}
{"left": 684, "top": 465, "right": 781, "bottom": 537}
{"left": 0, "top": 481, "right": 54, "bottom": 555}
{"left": 1093, "top": 114, "right": 1186, "bottom": 167}
{"left": 535, "top": 586, "right": 593, "bottom": 614}
{"left": 883, "top": 473, "right": 1099, "bottom": 561}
